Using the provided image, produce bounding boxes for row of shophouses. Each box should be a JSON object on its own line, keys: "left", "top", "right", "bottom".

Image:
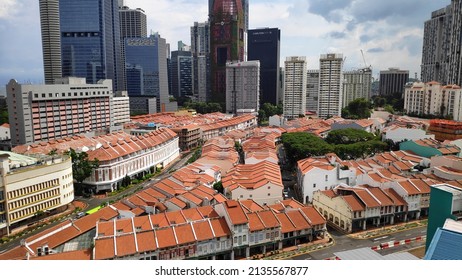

{"left": 91, "top": 200, "right": 327, "bottom": 260}
{"left": 297, "top": 151, "right": 443, "bottom": 233}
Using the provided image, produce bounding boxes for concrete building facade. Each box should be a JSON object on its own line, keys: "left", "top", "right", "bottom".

{"left": 191, "top": 21, "right": 211, "bottom": 102}
{"left": 283, "top": 56, "right": 307, "bottom": 120}
{"left": 306, "top": 70, "right": 319, "bottom": 113}
{"left": 0, "top": 153, "right": 74, "bottom": 236}
{"left": 225, "top": 61, "right": 260, "bottom": 115}
{"left": 6, "top": 78, "right": 114, "bottom": 146}
{"left": 342, "top": 67, "right": 372, "bottom": 108}
{"left": 318, "top": 54, "right": 343, "bottom": 119}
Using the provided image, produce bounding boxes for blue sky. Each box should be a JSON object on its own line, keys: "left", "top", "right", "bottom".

{"left": 0, "top": 0, "right": 450, "bottom": 94}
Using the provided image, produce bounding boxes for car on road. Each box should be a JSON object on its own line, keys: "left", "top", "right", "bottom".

{"left": 76, "top": 212, "right": 85, "bottom": 219}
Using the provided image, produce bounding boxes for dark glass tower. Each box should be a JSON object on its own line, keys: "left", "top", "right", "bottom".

{"left": 248, "top": 28, "right": 280, "bottom": 105}
{"left": 209, "top": 0, "right": 246, "bottom": 105}
{"left": 59, "top": 0, "right": 124, "bottom": 91}
{"left": 124, "top": 34, "right": 170, "bottom": 112}
{"left": 170, "top": 50, "right": 193, "bottom": 98}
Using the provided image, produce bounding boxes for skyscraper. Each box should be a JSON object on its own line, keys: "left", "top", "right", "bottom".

{"left": 283, "top": 56, "right": 307, "bottom": 120}
{"left": 125, "top": 34, "right": 171, "bottom": 112}
{"left": 209, "top": 0, "right": 246, "bottom": 105}
{"left": 342, "top": 67, "right": 372, "bottom": 108}
{"left": 421, "top": 0, "right": 462, "bottom": 86}
{"left": 118, "top": 2, "right": 147, "bottom": 39}
{"left": 39, "top": 0, "right": 62, "bottom": 84}
{"left": 318, "top": 53, "right": 343, "bottom": 119}
{"left": 118, "top": 2, "right": 147, "bottom": 91}
{"left": 226, "top": 61, "right": 260, "bottom": 115}
{"left": 421, "top": 6, "right": 451, "bottom": 84}
{"left": 306, "top": 70, "right": 319, "bottom": 113}
{"left": 191, "top": 21, "right": 211, "bottom": 102}
{"left": 248, "top": 28, "right": 281, "bottom": 105}
{"left": 170, "top": 50, "right": 193, "bottom": 99}
{"left": 379, "top": 68, "right": 409, "bottom": 96}
{"left": 58, "top": 0, "right": 124, "bottom": 91}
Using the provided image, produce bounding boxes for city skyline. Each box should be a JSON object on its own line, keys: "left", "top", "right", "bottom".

{"left": 0, "top": 0, "right": 450, "bottom": 94}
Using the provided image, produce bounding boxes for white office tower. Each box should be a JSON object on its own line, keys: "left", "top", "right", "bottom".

{"left": 226, "top": 61, "right": 260, "bottom": 115}
{"left": 283, "top": 56, "right": 307, "bottom": 120}
{"left": 318, "top": 53, "right": 344, "bottom": 119}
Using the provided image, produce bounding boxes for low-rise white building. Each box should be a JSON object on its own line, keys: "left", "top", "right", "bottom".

{"left": 382, "top": 125, "right": 435, "bottom": 143}
{"left": 297, "top": 154, "right": 356, "bottom": 204}
{"left": 0, "top": 152, "right": 74, "bottom": 236}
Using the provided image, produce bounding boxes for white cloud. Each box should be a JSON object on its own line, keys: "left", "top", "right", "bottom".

{"left": 0, "top": 0, "right": 20, "bottom": 19}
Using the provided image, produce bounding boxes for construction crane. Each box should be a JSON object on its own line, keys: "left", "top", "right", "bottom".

{"left": 360, "top": 49, "right": 371, "bottom": 69}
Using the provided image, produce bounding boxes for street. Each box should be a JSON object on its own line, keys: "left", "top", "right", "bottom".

{"left": 290, "top": 225, "right": 427, "bottom": 260}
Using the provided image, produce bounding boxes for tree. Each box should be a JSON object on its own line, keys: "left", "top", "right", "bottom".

{"left": 342, "top": 98, "right": 372, "bottom": 119}
{"left": 258, "top": 109, "right": 267, "bottom": 124}
{"left": 66, "top": 149, "right": 99, "bottom": 193}
{"left": 281, "top": 132, "right": 333, "bottom": 163}
{"left": 213, "top": 181, "right": 224, "bottom": 194}
{"left": 326, "top": 128, "right": 375, "bottom": 145}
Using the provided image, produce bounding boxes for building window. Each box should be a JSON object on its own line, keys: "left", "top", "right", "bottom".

{"left": 325, "top": 175, "right": 328, "bottom": 181}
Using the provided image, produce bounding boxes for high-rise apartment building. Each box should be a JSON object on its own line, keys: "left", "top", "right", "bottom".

{"left": 191, "top": 22, "right": 211, "bottom": 102}
{"left": 379, "top": 68, "right": 409, "bottom": 96}
{"left": 39, "top": 0, "right": 62, "bottom": 84}
{"left": 421, "top": 6, "right": 451, "bottom": 84}
{"left": 6, "top": 78, "right": 113, "bottom": 146}
{"left": 342, "top": 67, "right": 372, "bottom": 108}
{"left": 170, "top": 50, "right": 193, "bottom": 98}
{"left": 58, "top": 0, "right": 124, "bottom": 91}
{"left": 248, "top": 28, "right": 281, "bottom": 105}
{"left": 225, "top": 61, "right": 260, "bottom": 115}
{"left": 283, "top": 57, "right": 307, "bottom": 120}
{"left": 318, "top": 54, "right": 343, "bottom": 119}
{"left": 124, "top": 34, "right": 172, "bottom": 112}
{"left": 422, "top": 0, "right": 462, "bottom": 86}
{"left": 306, "top": 70, "right": 319, "bottom": 113}
{"left": 403, "top": 81, "right": 462, "bottom": 119}
{"left": 209, "top": 0, "right": 246, "bottom": 105}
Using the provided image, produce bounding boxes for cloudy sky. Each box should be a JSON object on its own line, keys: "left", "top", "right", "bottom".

{"left": 0, "top": 0, "right": 450, "bottom": 94}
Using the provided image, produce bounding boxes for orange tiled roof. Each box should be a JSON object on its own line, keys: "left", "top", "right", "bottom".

{"left": 223, "top": 161, "right": 283, "bottom": 191}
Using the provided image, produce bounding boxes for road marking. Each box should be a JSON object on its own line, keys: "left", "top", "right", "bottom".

{"left": 420, "top": 230, "right": 426, "bottom": 233}
{"left": 373, "top": 236, "right": 388, "bottom": 241}
{"left": 405, "top": 233, "right": 412, "bottom": 236}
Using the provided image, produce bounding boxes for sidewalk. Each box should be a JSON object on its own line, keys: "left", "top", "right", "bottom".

{"left": 348, "top": 219, "right": 427, "bottom": 240}
{"left": 259, "top": 234, "right": 334, "bottom": 260}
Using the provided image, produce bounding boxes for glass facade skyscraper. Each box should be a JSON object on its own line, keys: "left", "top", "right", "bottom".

{"left": 125, "top": 34, "right": 170, "bottom": 112}
{"left": 248, "top": 28, "right": 280, "bottom": 105}
{"left": 209, "top": 0, "right": 246, "bottom": 105}
{"left": 59, "top": 0, "right": 124, "bottom": 91}
{"left": 191, "top": 21, "right": 211, "bottom": 102}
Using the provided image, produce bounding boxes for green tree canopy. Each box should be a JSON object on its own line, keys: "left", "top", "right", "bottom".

{"left": 66, "top": 148, "right": 99, "bottom": 184}
{"left": 342, "top": 98, "right": 372, "bottom": 119}
{"left": 281, "top": 132, "right": 333, "bottom": 162}
{"left": 183, "top": 101, "right": 223, "bottom": 114}
{"left": 326, "top": 128, "right": 375, "bottom": 145}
